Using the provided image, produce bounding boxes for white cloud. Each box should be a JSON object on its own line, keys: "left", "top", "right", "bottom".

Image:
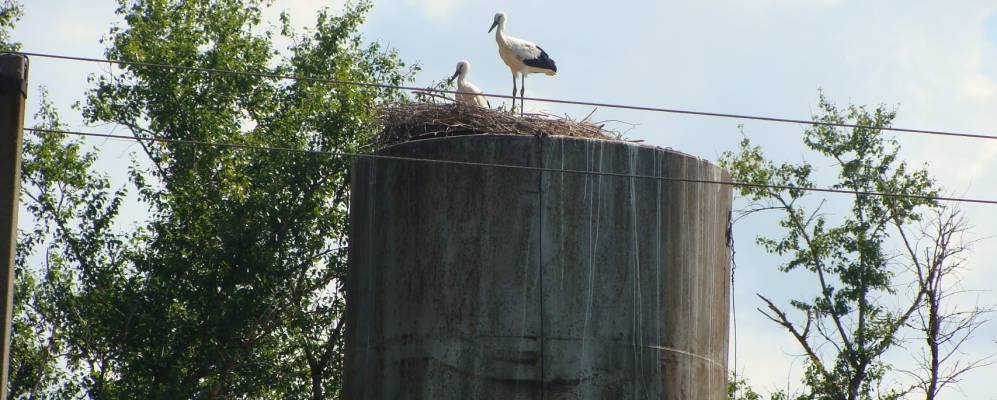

{"left": 262, "top": 0, "right": 347, "bottom": 31}
{"left": 960, "top": 73, "right": 996, "bottom": 102}
{"left": 404, "top": 0, "right": 461, "bottom": 20}
{"left": 854, "top": 5, "right": 997, "bottom": 189}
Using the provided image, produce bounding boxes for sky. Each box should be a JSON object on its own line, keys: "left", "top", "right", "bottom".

{"left": 13, "top": 0, "right": 997, "bottom": 398}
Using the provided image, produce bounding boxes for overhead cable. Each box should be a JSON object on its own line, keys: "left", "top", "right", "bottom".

{"left": 24, "top": 127, "right": 997, "bottom": 206}
{"left": 12, "top": 51, "right": 997, "bottom": 141}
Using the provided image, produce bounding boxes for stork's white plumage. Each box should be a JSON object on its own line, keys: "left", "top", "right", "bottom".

{"left": 488, "top": 11, "right": 557, "bottom": 115}
{"left": 448, "top": 60, "right": 490, "bottom": 108}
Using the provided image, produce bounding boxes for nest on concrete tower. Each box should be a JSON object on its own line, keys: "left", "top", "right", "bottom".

{"left": 376, "top": 102, "right": 626, "bottom": 149}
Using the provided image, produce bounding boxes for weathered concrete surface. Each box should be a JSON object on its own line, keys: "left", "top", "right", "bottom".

{"left": 346, "top": 135, "right": 731, "bottom": 399}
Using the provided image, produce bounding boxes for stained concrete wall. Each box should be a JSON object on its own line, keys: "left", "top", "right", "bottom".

{"left": 346, "top": 135, "right": 731, "bottom": 399}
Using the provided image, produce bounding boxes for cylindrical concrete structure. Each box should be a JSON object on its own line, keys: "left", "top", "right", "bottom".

{"left": 346, "top": 135, "right": 731, "bottom": 399}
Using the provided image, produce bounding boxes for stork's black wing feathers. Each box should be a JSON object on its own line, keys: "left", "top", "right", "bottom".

{"left": 523, "top": 46, "right": 557, "bottom": 73}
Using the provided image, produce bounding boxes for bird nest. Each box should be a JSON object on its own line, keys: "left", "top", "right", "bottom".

{"left": 375, "top": 101, "right": 627, "bottom": 149}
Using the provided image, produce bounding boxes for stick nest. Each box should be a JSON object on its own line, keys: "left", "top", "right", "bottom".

{"left": 376, "top": 102, "right": 626, "bottom": 149}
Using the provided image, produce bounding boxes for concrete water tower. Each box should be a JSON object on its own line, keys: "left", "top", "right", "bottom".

{"left": 346, "top": 134, "right": 731, "bottom": 399}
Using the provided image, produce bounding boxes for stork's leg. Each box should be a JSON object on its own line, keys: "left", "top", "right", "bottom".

{"left": 520, "top": 74, "right": 526, "bottom": 116}
{"left": 511, "top": 74, "right": 518, "bottom": 114}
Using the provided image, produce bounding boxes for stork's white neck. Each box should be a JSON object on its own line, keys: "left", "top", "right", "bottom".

{"left": 493, "top": 22, "right": 508, "bottom": 45}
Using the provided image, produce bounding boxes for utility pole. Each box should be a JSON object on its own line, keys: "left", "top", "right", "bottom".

{"left": 0, "top": 54, "right": 28, "bottom": 399}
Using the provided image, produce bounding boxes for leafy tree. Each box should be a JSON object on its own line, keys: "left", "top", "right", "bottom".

{"left": 0, "top": 1, "right": 81, "bottom": 397}
{"left": 11, "top": 90, "right": 89, "bottom": 399}
{"left": 721, "top": 93, "right": 942, "bottom": 400}
{"left": 12, "top": 0, "right": 414, "bottom": 398}
{"left": 0, "top": 0, "right": 20, "bottom": 52}
{"left": 729, "top": 373, "right": 788, "bottom": 400}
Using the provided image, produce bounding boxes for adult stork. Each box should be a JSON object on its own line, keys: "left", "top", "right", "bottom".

{"left": 488, "top": 11, "right": 557, "bottom": 115}
{"left": 448, "top": 60, "right": 490, "bottom": 108}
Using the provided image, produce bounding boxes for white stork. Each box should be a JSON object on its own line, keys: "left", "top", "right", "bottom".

{"left": 488, "top": 11, "right": 557, "bottom": 115}
{"left": 448, "top": 60, "right": 490, "bottom": 108}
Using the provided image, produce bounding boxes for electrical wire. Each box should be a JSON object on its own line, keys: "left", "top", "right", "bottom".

{"left": 24, "top": 127, "right": 997, "bottom": 206}
{"left": 728, "top": 214, "right": 740, "bottom": 399}
{"left": 11, "top": 50, "right": 997, "bottom": 141}
{"left": 13, "top": 47, "right": 994, "bottom": 394}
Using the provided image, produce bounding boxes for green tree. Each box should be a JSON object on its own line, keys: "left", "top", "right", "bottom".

{"left": 11, "top": 90, "right": 89, "bottom": 399}
{"left": 12, "top": 0, "right": 414, "bottom": 398}
{"left": 0, "top": 0, "right": 20, "bottom": 52}
{"left": 720, "top": 93, "right": 938, "bottom": 400}
{"left": 729, "top": 373, "right": 788, "bottom": 400}
{"left": 0, "top": 1, "right": 82, "bottom": 397}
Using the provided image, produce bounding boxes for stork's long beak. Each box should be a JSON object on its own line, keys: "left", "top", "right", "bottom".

{"left": 488, "top": 21, "right": 498, "bottom": 33}
{"left": 448, "top": 70, "right": 459, "bottom": 84}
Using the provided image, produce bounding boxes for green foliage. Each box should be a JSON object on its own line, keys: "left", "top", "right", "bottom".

{"left": 12, "top": 89, "right": 93, "bottom": 399}
{"left": 2, "top": 3, "right": 85, "bottom": 397}
{"left": 720, "top": 92, "right": 937, "bottom": 400}
{"left": 729, "top": 374, "right": 788, "bottom": 400}
{"left": 14, "top": 0, "right": 415, "bottom": 398}
{"left": 0, "top": 0, "right": 20, "bottom": 52}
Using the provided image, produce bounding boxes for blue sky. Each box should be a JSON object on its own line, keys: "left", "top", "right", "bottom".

{"left": 14, "top": 1, "right": 997, "bottom": 398}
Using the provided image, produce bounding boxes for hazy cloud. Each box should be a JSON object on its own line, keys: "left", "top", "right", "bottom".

{"left": 404, "top": 0, "right": 461, "bottom": 20}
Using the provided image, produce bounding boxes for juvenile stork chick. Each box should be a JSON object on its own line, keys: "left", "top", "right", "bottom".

{"left": 488, "top": 11, "right": 557, "bottom": 115}
{"left": 448, "top": 60, "right": 490, "bottom": 108}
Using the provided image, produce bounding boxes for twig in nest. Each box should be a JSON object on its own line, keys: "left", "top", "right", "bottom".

{"left": 581, "top": 107, "right": 598, "bottom": 123}
{"left": 376, "top": 102, "right": 626, "bottom": 149}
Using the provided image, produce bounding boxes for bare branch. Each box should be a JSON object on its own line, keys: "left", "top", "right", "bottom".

{"left": 757, "top": 294, "right": 833, "bottom": 381}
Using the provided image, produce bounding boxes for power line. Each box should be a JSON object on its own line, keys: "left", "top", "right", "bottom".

{"left": 24, "top": 127, "right": 997, "bottom": 206}
{"left": 26, "top": 127, "right": 339, "bottom": 157}
{"left": 12, "top": 50, "right": 997, "bottom": 142}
